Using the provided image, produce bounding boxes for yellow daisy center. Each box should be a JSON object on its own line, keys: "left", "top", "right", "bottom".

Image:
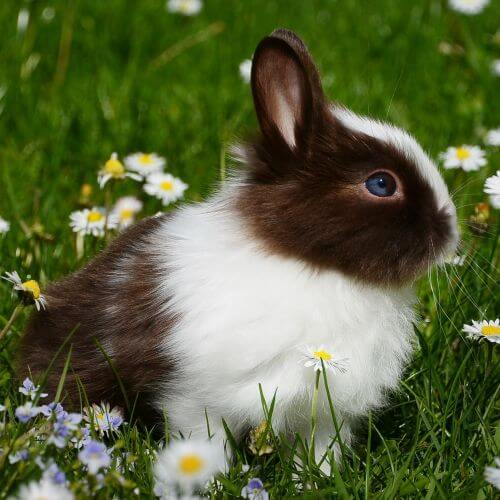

{"left": 120, "top": 208, "right": 134, "bottom": 220}
{"left": 481, "top": 325, "right": 500, "bottom": 336}
{"left": 313, "top": 350, "right": 332, "bottom": 361}
{"left": 179, "top": 0, "right": 193, "bottom": 12}
{"left": 179, "top": 454, "right": 204, "bottom": 475}
{"left": 455, "top": 147, "right": 471, "bottom": 160}
{"left": 161, "top": 180, "right": 173, "bottom": 191}
{"left": 87, "top": 211, "right": 104, "bottom": 223}
{"left": 104, "top": 157, "right": 125, "bottom": 176}
{"left": 22, "top": 280, "right": 40, "bottom": 299}
{"left": 81, "top": 183, "right": 92, "bottom": 197}
{"left": 139, "top": 154, "right": 153, "bottom": 165}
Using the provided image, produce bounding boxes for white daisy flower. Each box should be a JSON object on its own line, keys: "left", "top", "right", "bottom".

{"left": 448, "top": 0, "right": 490, "bottom": 15}
{"left": 16, "top": 479, "right": 74, "bottom": 500}
{"left": 462, "top": 319, "right": 500, "bottom": 343}
{"left": 154, "top": 438, "right": 224, "bottom": 495}
{"left": 166, "top": 0, "right": 202, "bottom": 16}
{"left": 83, "top": 402, "right": 124, "bottom": 436}
{"left": 302, "top": 345, "right": 349, "bottom": 373}
{"left": 239, "top": 59, "right": 252, "bottom": 83}
{"left": 0, "top": 216, "right": 10, "bottom": 234}
{"left": 69, "top": 207, "right": 119, "bottom": 237}
{"left": 124, "top": 152, "right": 166, "bottom": 179}
{"left": 440, "top": 145, "right": 487, "bottom": 171}
{"left": 485, "top": 458, "right": 500, "bottom": 490}
{"left": 492, "top": 59, "right": 500, "bottom": 77}
{"left": 97, "top": 152, "right": 141, "bottom": 188}
{"left": 111, "top": 196, "right": 143, "bottom": 229}
{"left": 485, "top": 128, "right": 500, "bottom": 147}
{"left": 144, "top": 172, "right": 188, "bottom": 205}
{"left": 2, "top": 271, "right": 47, "bottom": 311}
{"left": 484, "top": 171, "right": 500, "bottom": 209}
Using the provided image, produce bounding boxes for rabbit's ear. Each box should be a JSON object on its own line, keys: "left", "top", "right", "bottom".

{"left": 251, "top": 29, "right": 325, "bottom": 152}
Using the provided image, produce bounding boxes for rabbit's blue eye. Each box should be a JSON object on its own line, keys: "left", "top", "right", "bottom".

{"left": 365, "top": 172, "right": 397, "bottom": 197}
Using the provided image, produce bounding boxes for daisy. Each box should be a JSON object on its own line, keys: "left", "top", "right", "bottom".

{"left": 2, "top": 271, "right": 47, "bottom": 310}
{"left": 492, "top": 59, "right": 500, "bottom": 77}
{"left": 448, "top": 0, "right": 490, "bottom": 15}
{"left": 440, "top": 145, "right": 487, "bottom": 171}
{"left": 302, "top": 345, "right": 349, "bottom": 373}
{"left": 17, "top": 479, "right": 74, "bottom": 500}
{"left": 69, "top": 207, "right": 119, "bottom": 237}
{"left": 241, "top": 478, "right": 269, "bottom": 500}
{"left": 485, "top": 458, "right": 500, "bottom": 489}
{"left": 462, "top": 319, "right": 500, "bottom": 343}
{"left": 484, "top": 171, "right": 500, "bottom": 209}
{"left": 97, "top": 152, "right": 141, "bottom": 188}
{"left": 19, "top": 377, "right": 48, "bottom": 400}
{"left": 83, "top": 402, "right": 124, "bottom": 436}
{"left": 0, "top": 216, "right": 10, "bottom": 234}
{"left": 144, "top": 172, "right": 188, "bottom": 205}
{"left": 124, "top": 152, "right": 166, "bottom": 179}
{"left": 166, "top": 0, "right": 203, "bottom": 16}
{"left": 78, "top": 440, "right": 111, "bottom": 475}
{"left": 111, "top": 196, "right": 143, "bottom": 229}
{"left": 154, "top": 438, "right": 225, "bottom": 495}
{"left": 239, "top": 59, "right": 252, "bottom": 83}
{"left": 485, "top": 128, "right": 500, "bottom": 146}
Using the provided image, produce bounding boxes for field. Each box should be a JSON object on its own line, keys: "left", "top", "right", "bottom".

{"left": 0, "top": 0, "right": 499, "bottom": 498}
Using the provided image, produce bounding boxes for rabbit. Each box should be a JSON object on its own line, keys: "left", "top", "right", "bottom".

{"left": 18, "top": 28, "right": 458, "bottom": 468}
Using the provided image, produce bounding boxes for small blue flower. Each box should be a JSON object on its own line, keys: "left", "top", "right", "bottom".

{"left": 241, "top": 478, "right": 269, "bottom": 500}
{"left": 15, "top": 402, "right": 42, "bottom": 423}
{"left": 78, "top": 440, "right": 111, "bottom": 475}
{"left": 8, "top": 449, "right": 29, "bottom": 464}
{"left": 71, "top": 426, "right": 91, "bottom": 449}
{"left": 83, "top": 402, "right": 124, "bottom": 436}
{"left": 43, "top": 462, "right": 66, "bottom": 485}
{"left": 19, "top": 378, "right": 48, "bottom": 400}
{"left": 48, "top": 410, "right": 83, "bottom": 448}
{"left": 40, "top": 401, "right": 64, "bottom": 418}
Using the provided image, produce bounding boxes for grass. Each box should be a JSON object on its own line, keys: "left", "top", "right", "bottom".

{"left": 0, "top": 0, "right": 499, "bottom": 497}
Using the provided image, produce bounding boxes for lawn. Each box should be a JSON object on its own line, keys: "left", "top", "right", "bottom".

{"left": 0, "top": 0, "right": 499, "bottom": 498}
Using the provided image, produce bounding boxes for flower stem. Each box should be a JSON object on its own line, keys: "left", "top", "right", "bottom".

{"left": 76, "top": 231, "right": 84, "bottom": 260}
{"left": 0, "top": 304, "right": 23, "bottom": 343}
{"left": 104, "top": 182, "right": 113, "bottom": 243}
{"left": 309, "top": 369, "right": 321, "bottom": 466}
{"left": 485, "top": 342, "right": 493, "bottom": 381}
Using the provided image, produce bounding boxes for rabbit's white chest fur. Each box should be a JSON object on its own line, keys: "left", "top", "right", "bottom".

{"left": 151, "top": 189, "right": 416, "bottom": 442}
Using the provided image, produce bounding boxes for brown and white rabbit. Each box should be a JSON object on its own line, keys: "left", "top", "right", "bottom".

{"left": 18, "top": 29, "right": 458, "bottom": 467}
